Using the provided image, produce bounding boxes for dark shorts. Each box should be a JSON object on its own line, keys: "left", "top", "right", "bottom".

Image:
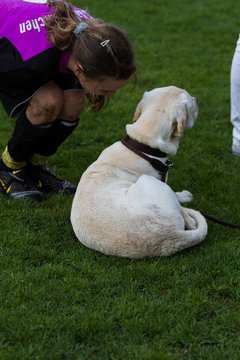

{"left": 0, "top": 38, "right": 82, "bottom": 117}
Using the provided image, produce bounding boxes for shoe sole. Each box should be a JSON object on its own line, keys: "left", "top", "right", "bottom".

{"left": 10, "top": 190, "right": 44, "bottom": 201}
{"left": 38, "top": 181, "right": 76, "bottom": 194}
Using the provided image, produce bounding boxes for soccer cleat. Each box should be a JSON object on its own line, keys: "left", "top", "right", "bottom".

{"left": 0, "top": 168, "right": 44, "bottom": 201}
{"left": 27, "top": 163, "right": 77, "bottom": 194}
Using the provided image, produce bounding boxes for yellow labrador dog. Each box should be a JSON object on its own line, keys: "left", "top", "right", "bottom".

{"left": 71, "top": 86, "right": 208, "bottom": 258}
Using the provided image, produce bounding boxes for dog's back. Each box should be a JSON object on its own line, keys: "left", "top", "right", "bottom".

{"left": 71, "top": 86, "right": 208, "bottom": 258}
{"left": 71, "top": 142, "right": 207, "bottom": 258}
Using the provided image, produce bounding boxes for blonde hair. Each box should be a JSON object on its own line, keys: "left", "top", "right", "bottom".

{"left": 45, "top": 0, "right": 136, "bottom": 111}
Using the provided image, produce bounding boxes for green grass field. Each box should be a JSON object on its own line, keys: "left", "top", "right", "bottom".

{"left": 1, "top": 0, "right": 240, "bottom": 359}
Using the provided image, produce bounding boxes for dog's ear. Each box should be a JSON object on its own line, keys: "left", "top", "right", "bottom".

{"left": 172, "top": 120, "right": 184, "bottom": 138}
{"left": 171, "top": 103, "right": 188, "bottom": 138}
{"left": 185, "top": 96, "right": 198, "bottom": 129}
{"left": 132, "top": 108, "right": 142, "bottom": 122}
{"left": 132, "top": 91, "right": 149, "bottom": 122}
{"left": 132, "top": 100, "right": 144, "bottom": 122}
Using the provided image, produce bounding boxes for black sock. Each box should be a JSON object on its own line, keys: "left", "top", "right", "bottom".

{"left": 7, "top": 112, "right": 54, "bottom": 162}
{"left": 34, "top": 119, "right": 79, "bottom": 156}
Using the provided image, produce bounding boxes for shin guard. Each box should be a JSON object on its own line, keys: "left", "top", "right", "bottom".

{"left": 34, "top": 119, "right": 79, "bottom": 157}
{"left": 7, "top": 112, "right": 54, "bottom": 162}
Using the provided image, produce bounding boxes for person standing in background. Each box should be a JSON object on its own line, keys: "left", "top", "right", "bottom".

{"left": 231, "top": 35, "right": 240, "bottom": 156}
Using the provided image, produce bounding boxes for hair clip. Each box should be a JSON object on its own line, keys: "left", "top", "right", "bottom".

{"left": 100, "top": 39, "right": 110, "bottom": 47}
{"left": 73, "top": 22, "right": 88, "bottom": 37}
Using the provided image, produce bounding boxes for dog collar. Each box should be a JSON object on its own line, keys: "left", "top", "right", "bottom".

{"left": 122, "top": 135, "right": 167, "bottom": 157}
{"left": 121, "top": 135, "right": 172, "bottom": 182}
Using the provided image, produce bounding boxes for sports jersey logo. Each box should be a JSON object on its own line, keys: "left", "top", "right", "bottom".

{"left": 19, "top": 17, "right": 45, "bottom": 34}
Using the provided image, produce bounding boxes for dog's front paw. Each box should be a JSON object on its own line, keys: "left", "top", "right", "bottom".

{"left": 175, "top": 190, "right": 193, "bottom": 203}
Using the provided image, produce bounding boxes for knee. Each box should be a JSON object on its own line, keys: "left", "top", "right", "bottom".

{"left": 59, "top": 90, "right": 85, "bottom": 121}
{"left": 27, "top": 85, "right": 64, "bottom": 125}
{"left": 43, "top": 88, "right": 64, "bottom": 119}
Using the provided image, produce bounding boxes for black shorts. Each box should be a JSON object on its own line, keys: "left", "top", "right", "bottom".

{"left": 0, "top": 38, "right": 82, "bottom": 117}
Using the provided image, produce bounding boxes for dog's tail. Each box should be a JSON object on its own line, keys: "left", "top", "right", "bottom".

{"left": 183, "top": 207, "right": 208, "bottom": 235}
{"left": 160, "top": 207, "right": 208, "bottom": 256}
{"left": 123, "top": 208, "right": 208, "bottom": 258}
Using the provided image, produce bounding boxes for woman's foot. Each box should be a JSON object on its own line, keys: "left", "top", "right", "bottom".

{"left": 27, "top": 163, "right": 77, "bottom": 194}
{"left": 0, "top": 167, "right": 44, "bottom": 201}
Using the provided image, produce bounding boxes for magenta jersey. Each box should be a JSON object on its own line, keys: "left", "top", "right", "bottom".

{"left": 0, "top": 0, "right": 92, "bottom": 61}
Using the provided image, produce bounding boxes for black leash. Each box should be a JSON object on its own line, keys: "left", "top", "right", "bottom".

{"left": 200, "top": 212, "right": 240, "bottom": 229}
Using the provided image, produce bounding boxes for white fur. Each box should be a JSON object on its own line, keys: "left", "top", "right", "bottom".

{"left": 71, "top": 86, "right": 207, "bottom": 258}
